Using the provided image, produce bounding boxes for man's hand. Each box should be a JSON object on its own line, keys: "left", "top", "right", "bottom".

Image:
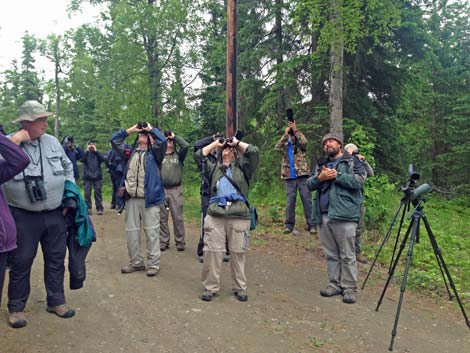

{"left": 227, "top": 136, "right": 239, "bottom": 147}
{"left": 318, "top": 166, "right": 337, "bottom": 182}
{"left": 127, "top": 124, "right": 140, "bottom": 135}
{"left": 10, "top": 129, "right": 31, "bottom": 145}
{"left": 357, "top": 154, "right": 366, "bottom": 161}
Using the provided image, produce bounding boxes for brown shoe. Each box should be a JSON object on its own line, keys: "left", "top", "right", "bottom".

{"left": 146, "top": 267, "right": 160, "bottom": 277}
{"left": 9, "top": 312, "right": 27, "bottom": 328}
{"left": 46, "top": 304, "right": 75, "bottom": 318}
{"left": 121, "top": 264, "right": 146, "bottom": 273}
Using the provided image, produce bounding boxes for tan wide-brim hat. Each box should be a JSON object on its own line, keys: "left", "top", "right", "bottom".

{"left": 12, "top": 100, "right": 54, "bottom": 123}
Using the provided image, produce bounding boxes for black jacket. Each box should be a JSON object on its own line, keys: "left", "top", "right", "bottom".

{"left": 80, "top": 151, "right": 106, "bottom": 181}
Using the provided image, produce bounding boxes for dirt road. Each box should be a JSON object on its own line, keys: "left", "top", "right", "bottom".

{"left": 1, "top": 208, "right": 469, "bottom": 353}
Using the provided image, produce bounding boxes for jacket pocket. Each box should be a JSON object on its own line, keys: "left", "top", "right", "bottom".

{"left": 46, "top": 152, "right": 65, "bottom": 175}
{"left": 333, "top": 191, "right": 360, "bottom": 220}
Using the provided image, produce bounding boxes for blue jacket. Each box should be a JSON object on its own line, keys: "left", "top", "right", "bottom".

{"left": 63, "top": 144, "right": 83, "bottom": 180}
{"left": 110, "top": 128, "right": 167, "bottom": 208}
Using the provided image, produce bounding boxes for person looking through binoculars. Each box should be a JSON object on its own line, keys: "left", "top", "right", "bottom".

{"left": 111, "top": 122, "right": 167, "bottom": 277}
{"left": 3, "top": 100, "right": 77, "bottom": 328}
{"left": 307, "top": 133, "right": 366, "bottom": 304}
{"left": 194, "top": 134, "right": 259, "bottom": 302}
{"left": 61, "top": 136, "right": 82, "bottom": 180}
{"left": 275, "top": 109, "right": 315, "bottom": 235}
{"left": 79, "top": 139, "right": 106, "bottom": 215}
{"left": 159, "top": 130, "right": 189, "bottom": 252}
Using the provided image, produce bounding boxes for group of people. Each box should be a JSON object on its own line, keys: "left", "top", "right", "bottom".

{"left": 0, "top": 101, "right": 373, "bottom": 330}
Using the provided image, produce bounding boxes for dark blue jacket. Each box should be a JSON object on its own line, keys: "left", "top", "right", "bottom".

{"left": 63, "top": 145, "right": 83, "bottom": 180}
{"left": 110, "top": 128, "right": 167, "bottom": 208}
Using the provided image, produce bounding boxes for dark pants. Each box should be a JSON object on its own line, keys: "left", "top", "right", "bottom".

{"left": 0, "top": 252, "right": 7, "bottom": 306}
{"left": 83, "top": 179, "right": 103, "bottom": 211}
{"left": 67, "top": 226, "right": 91, "bottom": 290}
{"left": 285, "top": 177, "right": 314, "bottom": 230}
{"left": 8, "top": 207, "right": 67, "bottom": 313}
{"left": 109, "top": 170, "right": 123, "bottom": 208}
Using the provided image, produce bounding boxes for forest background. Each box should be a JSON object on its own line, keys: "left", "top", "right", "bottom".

{"left": 0, "top": 0, "right": 469, "bottom": 297}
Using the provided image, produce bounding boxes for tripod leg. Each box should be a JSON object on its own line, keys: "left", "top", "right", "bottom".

{"left": 376, "top": 219, "right": 413, "bottom": 312}
{"left": 389, "top": 201, "right": 408, "bottom": 272}
{"left": 389, "top": 214, "right": 420, "bottom": 351}
{"left": 422, "top": 215, "right": 470, "bottom": 331}
{"left": 362, "top": 201, "right": 406, "bottom": 290}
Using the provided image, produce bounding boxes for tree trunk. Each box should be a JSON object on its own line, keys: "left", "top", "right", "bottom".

{"left": 275, "top": 0, "right": 285, "bottom": 129}
{"left": 226, "top": 0, "right": 237, "bottom": 137}
{"left": 329, "top": 0, "right": 344, "bottom": 140}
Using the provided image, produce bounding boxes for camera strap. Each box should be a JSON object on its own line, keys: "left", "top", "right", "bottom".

{"left": 22, "top": 137, "right": 44, "bottom": 180}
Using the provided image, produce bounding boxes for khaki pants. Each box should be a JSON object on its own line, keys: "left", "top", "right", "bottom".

{"left": 160, "top": 185, "right": 185, "bottom": 247}
{"left": 202, "top": 215, "right": 250, "bottom": 293}
{"left": 125, "top": 198, "right": 161, "bottom": 269}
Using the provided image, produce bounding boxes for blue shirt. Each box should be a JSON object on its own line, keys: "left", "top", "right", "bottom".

{"left": 319, "top": 157, "right": 340, "bottom": 213}
{"left": 287, "top": 140, "right": 297, "bottom": 179}
{"left": 210, "top": 166, "right": 248, "bottom": 207}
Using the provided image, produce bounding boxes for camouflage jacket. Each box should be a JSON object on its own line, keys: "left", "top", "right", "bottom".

{"left": 275, "top": 130, "right": 310, "bottom": 179}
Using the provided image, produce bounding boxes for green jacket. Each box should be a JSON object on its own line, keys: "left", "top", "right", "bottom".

{"left": 307, "top": 154, "right": 365, "bottom": 224}
{"left": 195, "top": 144, "right": 259, "bottom": 218}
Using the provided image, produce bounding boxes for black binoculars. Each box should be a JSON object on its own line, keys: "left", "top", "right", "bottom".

{"left": 164, "top": 130, "right": 172, "bottom": 138}
{"left": 136, "top": 121, "right": 148, "bottom": 129}
{"left": 24, "top": 175, "right": 47, "bottom": 203}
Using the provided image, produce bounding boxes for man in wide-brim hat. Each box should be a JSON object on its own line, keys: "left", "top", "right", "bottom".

{"left": 3, "top": 100, "right": 76, "bottom": 328}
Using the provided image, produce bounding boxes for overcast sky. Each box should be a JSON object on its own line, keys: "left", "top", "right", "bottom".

{"left": 0, "top": 1, "right": 101, "bottom": 79}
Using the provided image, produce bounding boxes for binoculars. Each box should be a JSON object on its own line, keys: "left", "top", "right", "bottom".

{"left": 24, "top": 175, "right": 47, "bottom": 203}
{"left": 164, "top": 130, "right": 172, "bottom": 138}
{"left": 136, "top": 122, "right": 148, "bottom": 129}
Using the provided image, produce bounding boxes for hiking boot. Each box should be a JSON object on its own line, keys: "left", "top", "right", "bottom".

{"left": 201, "top": 290, "right": 216, "bottom": 302}
{"left": 9, "top": 312, "right": 27, "bottom": 329}
{"left": 308, "top": 227, "right": 316, "bottom": 234}
{"left": 146, "top": 267, "right": 160, "bottom": 277}
{"left": 176, "top": 244, "right": 185, "bottom": 252}
{"left": 110, "top": 204, "right": 116, "bottom": 209}
{"left": 121, "top": 264, "right": 145, "bottom": 273}
{"left": 97, "top": 210, "right": 104, "bottom": 215}
{"left": 320, "top": 285, "right": 342, "bottom": 297}
{"left": 356, "top": 253, "right": 368, "bottom": 264}
{"left": 234, "top": 290, "right": 248, "bottom": 302}
{"left": 342, "top": 289, "right": 357, "bottom": 304}
{"left": 160, "top": 244, "right": 169, "bottom": 252}
{"left": 87, "top": 209, "right": 92, "bottom": 215}
{"left": 223, "top": 254, "right": 230, "bottom": 262}
{"left": 197, "top": 255, "right": 204, "bottom": 263}
{"left": 46, "top": 304, "right": 76, "bottom": 318}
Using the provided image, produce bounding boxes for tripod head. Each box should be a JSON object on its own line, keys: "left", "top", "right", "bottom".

{"left": 399, "top": 164, "right": 431, "bottom": 206}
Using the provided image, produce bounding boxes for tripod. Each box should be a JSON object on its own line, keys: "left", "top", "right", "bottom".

{"left": 366, "top": 198, "right": 470, "bottom": 351}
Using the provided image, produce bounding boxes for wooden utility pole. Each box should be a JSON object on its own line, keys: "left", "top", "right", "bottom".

{"left": 226, "top": 0, "right": 237, "bottom": 137}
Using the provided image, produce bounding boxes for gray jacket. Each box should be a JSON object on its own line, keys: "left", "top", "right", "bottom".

{"left": 3, "top": 134, "right": 75, "bottom": 211}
